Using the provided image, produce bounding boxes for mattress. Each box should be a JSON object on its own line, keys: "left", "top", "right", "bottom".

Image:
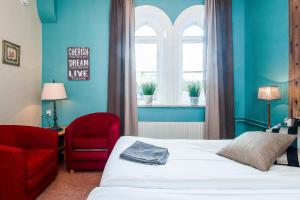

{"left": 100, "top": 136, "right": 300, "bottom": 190}
{"left": 88, "top": 187, "right": 300, "bottom": 200}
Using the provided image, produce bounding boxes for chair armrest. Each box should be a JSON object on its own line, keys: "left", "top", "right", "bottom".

{"left": 0, "top": 145, "right": 26, "bottom": 200}
{"left": 65, "top": 127, "right": 73, "bottom": 152}
{"left": 107, "top": 123, "right": 120, "bottom": 155}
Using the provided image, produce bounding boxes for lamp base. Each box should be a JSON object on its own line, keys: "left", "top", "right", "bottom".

{"left": 49, "top": 126, "right": 63, "bottom": 132}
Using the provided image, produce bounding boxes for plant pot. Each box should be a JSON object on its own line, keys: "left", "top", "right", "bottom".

{"left": 190, "top": 97, "right": 199, "bottom": 106}
{"left": 144, "top": 95, "right": 153, "bottom": 105}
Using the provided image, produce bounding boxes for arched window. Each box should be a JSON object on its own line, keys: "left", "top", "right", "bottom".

{"left": 135, "top": 6, "right": 172, "bottom": 104}
{"left": 135, "top": 5, "right": 205, "bottom": 106}
{"left": 136, "top": 25, "right": 157, "bottom": 37}
{"left": 135, "top": 24, "right": 159, "bottom": 100}
{"left": 182, "top": 25, "right": 204, "bottom": 103}
{"left": 183, "top": 25, "right": 204, "bottom": 37}
{"left": 174, "top": 5, "right": 205, "bottom": 105}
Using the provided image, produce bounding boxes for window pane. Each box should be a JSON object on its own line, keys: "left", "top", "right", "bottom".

{"left": 135, "top": 43, "right": 158, "bottom": 72}
{"left": 135, "top": 25, "right": 157, "bottom": 37}
{"left": 183, "top": 25, "right": 204, "bottom": 37}
{"left": 136, "top": 72, "right": 157, "bottom": 85}
{"left": 182, "top": 72, "right": 203, "bottom": 90}
{"left": 182, "top": 43, "right": 203, "bottom": 71}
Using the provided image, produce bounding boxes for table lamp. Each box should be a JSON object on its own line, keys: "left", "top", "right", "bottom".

{"left": 41, "top": 80, "right": 67, "bottom": 131}
{"left": 258, "top": 86, "right": 280, "bottom": 128}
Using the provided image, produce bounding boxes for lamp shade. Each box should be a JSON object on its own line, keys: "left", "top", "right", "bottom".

{"left": 257, "top": 86, "right": 280, "bottom": 100}
{"left": 41, "top": 83, "right": 67, "bottom": 100}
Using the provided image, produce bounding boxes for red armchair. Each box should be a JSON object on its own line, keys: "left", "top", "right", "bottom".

{"left": 0, "top": 125, "right": 58, "bottom": 200}
{"left": 65, "top": 112, "right": 120, "bottom": 171}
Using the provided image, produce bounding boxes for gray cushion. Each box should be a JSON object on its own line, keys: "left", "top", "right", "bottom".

{"left": 217, "top": 131, "right": 297, "bottom": 171}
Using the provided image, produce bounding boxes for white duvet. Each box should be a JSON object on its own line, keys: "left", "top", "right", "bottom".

{"left": 100, "top": 136, "right": 300, "bottom": 190}
{"left": 88, "top": 187, "right": 300, "bottom": 200}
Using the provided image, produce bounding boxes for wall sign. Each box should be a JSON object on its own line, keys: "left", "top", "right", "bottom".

{"left": 68, "top": 47, "right": 90, "bottom": 80}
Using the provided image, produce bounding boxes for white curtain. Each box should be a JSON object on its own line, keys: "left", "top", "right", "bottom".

{"left": 204, "top": 0, "right": 220, "bottom": 139}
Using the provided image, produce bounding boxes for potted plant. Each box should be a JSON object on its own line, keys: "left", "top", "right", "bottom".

{"left": 141, "top": 82, "right": 157, "bottom": 105}
{"left": 187, "top": 81, "right": 202, "bottom": 106}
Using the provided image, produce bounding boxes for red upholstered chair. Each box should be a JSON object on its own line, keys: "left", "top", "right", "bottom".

{"left": 0, "top": 125, "right": 58, "bottom": 200}
{"left": 65, "top": 112, "right": 120, "bottom": 171}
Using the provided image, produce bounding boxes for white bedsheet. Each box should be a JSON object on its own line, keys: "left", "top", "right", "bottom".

{"left": 101, "top": 136, "right": 300, "bottom": 190}
{"left": 88, "top": 187, "right": 300, "bottom": 200}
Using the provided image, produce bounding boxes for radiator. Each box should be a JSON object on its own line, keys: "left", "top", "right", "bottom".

{"left": 138, "top": 122, "right": 204, "bottom": 139}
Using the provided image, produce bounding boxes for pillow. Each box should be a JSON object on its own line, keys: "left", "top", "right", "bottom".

{"left": 269, "top": 126, "right": 300, "bottom": 167}
{"left": 217, "top": 131, "right": 297, "bottom": 171}
{"left": 266, "top": 123, "right": 282, "bottom": 132}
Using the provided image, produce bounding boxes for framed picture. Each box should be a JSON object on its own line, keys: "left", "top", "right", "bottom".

{"left": 2, "top": 40, "right": 21, "bottom": 66}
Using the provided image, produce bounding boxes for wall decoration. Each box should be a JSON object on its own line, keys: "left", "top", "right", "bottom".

{"left": 68, "top": 47, "right": 90, "bottom": 80}
{"left": 2, "top": 40, "right": 21, "bottom": 66}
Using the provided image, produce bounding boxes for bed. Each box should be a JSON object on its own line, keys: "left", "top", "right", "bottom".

{"left": 88, "top": 187, "right": 300, "bottom": 200}
{"left": 88, "top": 136, "right": 300, "bottom": 199}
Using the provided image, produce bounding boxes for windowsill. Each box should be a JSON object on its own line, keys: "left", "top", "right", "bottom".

{"left": 138, "top": 104, "right": 205, "bottom": 108}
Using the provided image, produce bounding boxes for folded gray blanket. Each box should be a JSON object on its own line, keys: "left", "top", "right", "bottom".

{"left": 120, "top": 141, "right": 169, "bottom": 165}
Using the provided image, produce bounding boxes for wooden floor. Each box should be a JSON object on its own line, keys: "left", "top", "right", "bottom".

{"left": 36, "top": 165, "right": 102, "bottom": 200}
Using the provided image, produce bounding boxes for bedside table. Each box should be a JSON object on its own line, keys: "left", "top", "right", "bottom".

{"left": 57, "top": 128, "right": 66, "bottom": 155}
{"left": 47, "top": 127, "right": 66, "bottom": 161}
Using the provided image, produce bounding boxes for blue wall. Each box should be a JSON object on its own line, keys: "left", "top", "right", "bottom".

{"left": 139, "top": 106, "right": 205, "bottom": 122}
{"left": 39, "top": 0, "right": 206, "bottom": 126}
{"left": 135, "top": 0, "right": 204, "bottom": 23}
{"left": 233, "top": 0, "right": 289, "bottom": 136}
{"left": 39, "top": 0, "right": 289, "bottom": 136}
{"left": 41, "top": 0, "right": 110, "bottom": 126}
{"left": 244, "top": 0, "right": 289, "bottom": 126}
{"left": 232, "top": 0, "right": 246, "bottom": 119}
{"left": 37, "top": 0, "right": 57, "bottom": 23}
{"left": 232, "top": 0, "right": 247, "bottom": 136}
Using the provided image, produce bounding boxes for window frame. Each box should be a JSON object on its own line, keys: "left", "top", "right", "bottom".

{"left": 180, "top": 22, "right": 205, "bottom": 82}
{"left": 135, "top": 23, "right": 161, "bottom": 74}
{"left": 135, "top": 24, "right": 161, "bottom": 102}
{"left": 174, "top": 5, "right": 205, "bottom": 105}
{"left": 181, "top": 23, "right": 205, "bottom": 94}
{"left": 135, "top": 6, "right": 173, "bottom": 105}
{"left": 135, "top": 5, "right": 205, "bottom": 106}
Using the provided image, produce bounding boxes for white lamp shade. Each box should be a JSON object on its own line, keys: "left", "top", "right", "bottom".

{"left": 258, "top": 86, "right": 280, "bottom": 100}
{"left": 41, "top": 83, "right": 67, "bottom": 100}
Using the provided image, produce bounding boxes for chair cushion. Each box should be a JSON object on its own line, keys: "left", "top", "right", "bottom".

{"left": 24, "top": 149, "right": 56, "bottom": 179}
{"left": 72, "top": 137, "right": 108, "bottom": 149}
